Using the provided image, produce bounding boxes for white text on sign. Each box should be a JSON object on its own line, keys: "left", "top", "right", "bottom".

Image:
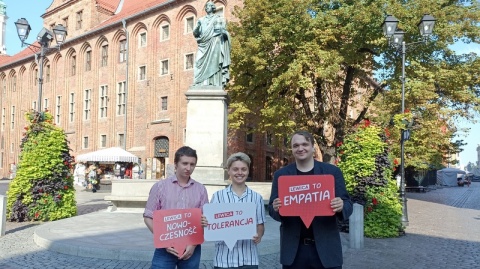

{"left": 289, "top": 184, "right": 311, "bottom": 192}
{"left": 159, "top": 212, "right": 197, "bottom": 241}
{"left": 163, "top": 213, "right": 182, "bottom": 222}
{"left": 207, "top": 218, "right": 254, "bottom": 230}
{"left": 284, "top": 183, "right": 330, "bottom": 206}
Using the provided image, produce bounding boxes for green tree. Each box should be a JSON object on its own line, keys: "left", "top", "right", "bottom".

{"left": 7, "top": 111, "right": 76, "bottom": 222}
{"left": 228, "top": 0, "right": 480, "bottom": 165}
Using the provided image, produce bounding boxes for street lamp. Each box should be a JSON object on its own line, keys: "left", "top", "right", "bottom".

{"left": 382, "top": 14, "right": 436, "bottom": 227}
{"left": 15, "top": 18, "right": 67, "bottom": 112}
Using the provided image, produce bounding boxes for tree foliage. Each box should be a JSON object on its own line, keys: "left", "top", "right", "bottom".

{"left": 228, "top": 0, "right": 480, "bottom": 167}
{"left": 7, "top": 111, "right": 76, "bottom": 222}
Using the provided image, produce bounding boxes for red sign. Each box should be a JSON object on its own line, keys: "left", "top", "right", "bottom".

{"left": 278, "top": 175, "right": 335, "bottom": 228}
{"left": 153, "top": 208, "right": 204, "bottom": 256}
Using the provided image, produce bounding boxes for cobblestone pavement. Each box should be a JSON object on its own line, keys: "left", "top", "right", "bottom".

{"left": 2, "top": 179, "right": 480, "bottom": 269}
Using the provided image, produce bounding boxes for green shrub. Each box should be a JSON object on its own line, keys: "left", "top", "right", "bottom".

{"left": 7, "top": 111, "right": 76, "bottom": 222}
{"left": 337, "top": 121, "right": 403, "bottom": 238}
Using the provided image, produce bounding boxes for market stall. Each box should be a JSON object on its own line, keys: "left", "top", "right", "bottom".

{"left": 76, "top": 147, "right": 139, "bottom": 163}
{"left": 76, "top": 147, "right": 140, "bottom": 180}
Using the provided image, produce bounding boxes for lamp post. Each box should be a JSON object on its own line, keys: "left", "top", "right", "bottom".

{"left": 382, "top": 14, "right": 436, "bottom": 227}
{"left": 15, "top": 18, "right": 67, "bottom": 112}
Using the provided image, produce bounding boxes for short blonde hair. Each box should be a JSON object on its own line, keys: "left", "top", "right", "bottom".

{"left": 225, "top": 152, "right": 251, "bottom": 170}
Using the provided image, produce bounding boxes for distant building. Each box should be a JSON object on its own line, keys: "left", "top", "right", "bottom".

{"left": 477, "top": 145, "right": 480, "bottom": 167}
{"left": 0, "top": 0, "right": 7, "bottom": 55}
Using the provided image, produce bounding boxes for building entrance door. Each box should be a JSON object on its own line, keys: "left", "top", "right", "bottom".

{"left": 154, "top": 157, "right": 165, "bottom": 179}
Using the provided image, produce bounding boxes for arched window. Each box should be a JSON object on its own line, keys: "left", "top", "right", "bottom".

{"left": 265, "top": 156, "right": 273, "bottom": 181}
{"left": 154, "top": 136, "right": 169, "bottom": 158}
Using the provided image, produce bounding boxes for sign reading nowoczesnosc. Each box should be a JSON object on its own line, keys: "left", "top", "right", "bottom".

{"left": 203, "top": 202, "right": 256, "bottom": 249}
{"left": 278, "top": 175, "right": 335, "bottom": 228}
{"left": 153, "top": 208, "right": 204, "bottom": 256}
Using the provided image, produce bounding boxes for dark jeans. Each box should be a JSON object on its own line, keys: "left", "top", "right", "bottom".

{"left": 151, "top": 246, "right": 201, "bottom": 269}
{"left": 282, "top": 244, "right": 342, "bottom": 269}
{"left": 213, "top": 265, "right": 258, "bottom": 269}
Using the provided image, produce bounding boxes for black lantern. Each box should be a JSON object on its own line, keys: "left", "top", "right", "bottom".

{"left": 382, "top": 15, "right": 399, "bottom": 37}
{"left": 14, "top": 18, "right": 31, "bottom": 43}
{"left": 418, "top": 14, "right": 436, "bottom": 37}
{"left": 53, "top": 24, "right": 68, "bottom": 45}
{"left": 392, "top": 28, "right": 405, "bottom": 47}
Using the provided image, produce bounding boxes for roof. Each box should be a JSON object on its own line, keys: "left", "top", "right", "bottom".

{"left": 96, "top": 0, "right": 121, "bottom": 14}
{"left": 0, "top": 0, "right": 173, "bottom": 71}
{"left": 0, "top": 43, "right": 41, "bottom": 69}
{"left": 92, "top": 0, "right": 172, "bottom": 30}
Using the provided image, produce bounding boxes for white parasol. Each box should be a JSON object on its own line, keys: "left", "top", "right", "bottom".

{"left": 76, "top": 147, "right": 139, "bottom": 163}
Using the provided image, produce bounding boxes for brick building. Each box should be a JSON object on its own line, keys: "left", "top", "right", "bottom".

{"left": 0, "top": 0, "right": 289, "bottom": 181}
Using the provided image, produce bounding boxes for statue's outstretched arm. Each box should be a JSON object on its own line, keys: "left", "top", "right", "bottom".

{"left": 193, "top": 20, "right": 201, "bottom": 38}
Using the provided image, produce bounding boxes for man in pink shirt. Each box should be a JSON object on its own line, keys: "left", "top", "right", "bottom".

{"left": 144, "top": 146, "right": 209, "bottom": 269}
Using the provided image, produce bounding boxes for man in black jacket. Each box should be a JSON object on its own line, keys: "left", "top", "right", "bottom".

{"left": 269, "top": 130, "right": 353, "bottom": 269}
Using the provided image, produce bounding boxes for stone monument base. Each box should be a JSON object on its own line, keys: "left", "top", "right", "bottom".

{"left": 185, "top": 86, "right": 228, "bottom": 182}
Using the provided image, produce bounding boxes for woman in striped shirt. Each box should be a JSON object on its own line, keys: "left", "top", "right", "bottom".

{"left": 210, "top": 152, "right": 266, "bottom": 269}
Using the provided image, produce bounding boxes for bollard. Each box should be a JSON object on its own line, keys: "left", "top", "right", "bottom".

{"left": 0, "top": 195, "right": 6, "bottom": 236}
{"left": 349, "top": 203, "right": 364, "bottom": 249}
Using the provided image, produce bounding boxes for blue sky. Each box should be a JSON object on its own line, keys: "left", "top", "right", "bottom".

{"left": 3, "top": 0, "right": 480, "bottom": 167}
{"left": 4, "top": 0, "right": 52, "bottom": 55}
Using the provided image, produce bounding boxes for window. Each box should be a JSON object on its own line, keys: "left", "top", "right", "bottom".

{"left": 101, "top": 44, "right": 108, "bottom": 67}
{"left": 161, "top": 96, "right": 168, "bottom": 111}
{"left": 1, "top": 79, "right": 4, "bottom": 93}
{"left": 185, "top": 53, "right": 194, "bottom": 70}
{"left": 1, "top": 108, "right": 5, "bottom": 131}
{"left": 119, "top": 39, "right": 127, "bottom": 63}
{"left": 10, "top": 143, "right": 14, "bottom": 153}
{"left": 139, "top": 66, "right": 146, "bottom": 80}
{"left": 55, "top": 96, "right": 62, "bottom": 124}
{"left": 11, "top": 75, "right": 16, "bottom": 92}
{"left": 139, "top": 32, "right": 147, "bottom": 47}
{"left": 118, "top": 133, "right": 125, "bottom": 148}
{"left": 71, "top": 54, "right": 76, "bottom": 76}
{"left": 100, "top": 135, "right": 107, "bottom": 148}
{"left": 44, "top": 98, "right": 49, "bottom": 111}
{"left": 265, "top": 156, "right": 273, "bottom": 181}
{"left": 10, "top": 106, "right": 15, "bottom": 130}
{"left": 34, "top": 69, "right": 38, "bottom": 86}
{"left": 46, "top": 65, "right": 50, "bottom": 82}
{"left": 83, "top": 136, "right": 89, "bottom": 149}
{"left": 161, "top": 24, "right": 170, "bottom": 41}
{"left": 32, "top": 101, "right": 37, "bottom": 111}
{"left": 0, "top": 153, "right": 3, "bottom": 168}
{"left": 84, "top": 89, "right": 91, "bottom": 120}
{"left": 185, "top": 17, "right": 194, "bottom": 33}
{"left": 117, "top": 81, "right": 126, "bottom": 115}
{"left": 85, "top": 50, "right": 91, "bottom": 71}
{"left": 99, "top": 85, "right": 108, "bottom": 118}
{"left": 76, "top": 10, "right": 83, "bottom": 29}
{"left": 69, "top": 93, "right": 75, "bottom": 122}
{"left": 266, "top": 132, "right": 273, "bottom": 145}
{"left": 161, "top": 60, "right": 169, "bottom": 75}
{"left": 0, "top": 136, "right": 3, "bottom": 149}
{"left": 283, "top": 137, "right": 289, "bottom": 147}
{"left": 246, "top": 128, "right": 254, "bottom": 143}
{"left": 63, "top": 17, "right": 69, "bottom": 29}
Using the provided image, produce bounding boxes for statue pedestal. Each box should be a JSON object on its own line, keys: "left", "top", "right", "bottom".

{"left": 185, "top": 86, "right": 229, "bottom": 182}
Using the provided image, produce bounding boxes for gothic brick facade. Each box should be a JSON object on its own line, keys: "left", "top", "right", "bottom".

{"left": 0, "top": 0, "right": 288, "bottom": 181}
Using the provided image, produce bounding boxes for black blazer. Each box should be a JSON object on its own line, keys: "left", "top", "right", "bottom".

{"left": 268, "top": 161, "right": 353, "bottom": 268}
